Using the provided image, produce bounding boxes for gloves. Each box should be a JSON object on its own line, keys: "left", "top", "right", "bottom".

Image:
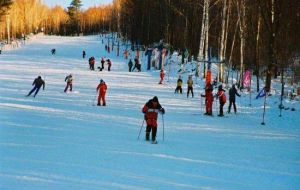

{"left": 160, "top": 108, "right": 165, "bottom": 114}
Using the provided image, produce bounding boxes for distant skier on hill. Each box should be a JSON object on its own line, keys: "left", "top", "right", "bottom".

{"left": 26, "top": 76, "right": 45, "bottom": 97}
{"left": 227, "top": 84, "right": 241, "bottom": 114}
{"left": 89, "top": 57, "right": 95, "bottom": 70}
{"left": 202, "top": 82, "right": 213, "bottom": 116}
{"left": 132, "top": 57, "right": 141, "bottom": 72}
{"left": 64, "top": 74, "right": 73, "bottom": 93}
{"left": 187, "top": 75, "right": 194, "bottom": 98}
{"left": 159, "top": 69, "right": 165, "bottom": 84}
{"left": 107, "top": 59, "right": 112, "bottom": 71}
{"left": 175, "top": 75, "right": 183, "bottom": 94}
{"left": 128, "top": 59, "right": 133, "bottom": 72}
{"left": 142, "top": 96, "right": 165, "bottom": 143}
{"left": 51, "top": 48, "right": 56, "bottom": 55}
{"left": 82, "top": 50, "right": 86, "bottom": 58}
{"left": 100, "top": 57, "right": 105, "bottom": 71}
{"left": 96, "top": 79, "right": 107, "bottom": 106}
{"left": 216, "top": 85, "right": 226, "bottom": 117}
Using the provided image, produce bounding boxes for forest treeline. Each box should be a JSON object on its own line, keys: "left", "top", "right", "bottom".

{"left": 0, "top": 0, "right": 299, "bottom": 90}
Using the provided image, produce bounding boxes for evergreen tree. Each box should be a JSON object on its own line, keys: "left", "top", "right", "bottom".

{"left": 67, "top": 0, "right": 82, "bottom": 35}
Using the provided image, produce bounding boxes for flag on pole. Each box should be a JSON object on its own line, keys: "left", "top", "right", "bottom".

{"left": 243, "top": 70, "right": 251, "bottom": 87}
{"left": 256, "top": 87, "right": 266, "bottom": 99}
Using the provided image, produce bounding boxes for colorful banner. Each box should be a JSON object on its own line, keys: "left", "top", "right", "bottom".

{"left": 243, "top": 70, "right": 251, "bottom": 87}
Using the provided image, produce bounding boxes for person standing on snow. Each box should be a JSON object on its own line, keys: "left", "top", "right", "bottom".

{"left": 107, "top": 59, "right": 112, "bottom": 71}
{"left": 228, "top": 84, "right": 241, "bottom": 114}
{"left": 64, "top": 74, "right": 73, "bottom": 93}
{"left": 128, "top": 59, "right": 133, "bottom": 72}
{"left": 89, "top": 57, "right": 95, "bottom": 70}
{"left": 82, "top": 50, "right": 86, "bottom": 58}
{"left": 96, "top": 79, "right": 107, "bottom": 106}
{"left": 142, "top": 96, "right": 165, "bottom": 143}
{"left": 175, "top": 75, "right": 183, "bottom": 94}
{"left": 202, "top": 82, "right": 213, "bottom": 116}
{"left": 216, "top": 85, "right": 226, "bottom": 117}
{"left": 100, "top": 57, "right": 105, "bottom": 71}
{"left": 26, "top": 76, "right": 45, "bottom": 97}
{"left": 159, "top": 69, "right": 165, "bottom": 84}
{"left": 187, "top": 75, "right": 194, "bottom": 98}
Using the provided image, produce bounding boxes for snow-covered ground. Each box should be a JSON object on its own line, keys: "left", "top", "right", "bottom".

{"left": 0, "top": 35, "right": 299, "bottom": 190}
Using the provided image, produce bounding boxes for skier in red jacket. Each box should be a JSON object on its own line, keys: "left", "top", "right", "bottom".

{"left": 202, "top": 82, "right": 213, "bottom": 116}
{"left": 159, "top": 69, "right": 165, "bottom": 84}
{"left": 96, "top": 79, "right": 107, "bottom": 106}
{"left": 216, "top": 85, "right": 226, "bottom": 117}
{"left": 142, "top": 96, "right": 165, "bottom": 143}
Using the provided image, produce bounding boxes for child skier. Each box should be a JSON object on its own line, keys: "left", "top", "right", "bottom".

{"left": 187, "top": 75, "right": 194, "bottom": 98}
{"left": 216, "top": 85, "right": 226, "bottom": 117}
{"left": 128, "top": 59, "right": 133, "bottom": 72}
{"left": 82, "top": 50, "right": 86, "bottom": 58}
{"left": 100, "top": 57, "right": 105, "bottom": 71}
{"left": 159, "top": 69, "right": 165, "bottom": 84}
{"left": 26, "top": 76, "right": 45, "bottom": 97}
{"left": 142, "top": 96, "right": 165, "bottom": 143}
{"left": 175, "top": 75, "right": 183, "bottom": 93}
{"left": 64, "top": 74, "right": 73, "bottom": 93}
{"left": 96, "top": 79, "right": 107, "bottom": 106}
{"left": 107, "top": 59, "right": 112, "bottom": 71}
{"left": 89, "top": 57, "right": 95, "bottom": 70}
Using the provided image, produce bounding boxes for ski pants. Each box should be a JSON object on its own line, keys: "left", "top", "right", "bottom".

{"left": 28, "top": 86, "right": 41, "bottom": 97}
{"left": 64, "top": 82, "right": 72, "bottom": 92}
{"left": 146, "top": 125, "right": 157, "bottom": 141}
{"left": 187, "top": 87, "right": 194, "bottom": 98}
{"left": 175, "top": 86, "right": 182, "bottom": 94}
{"left": 206, "top": 99, "right": 213, "bottom": 114}
{"left": 98, "top": 92, "right": 106, "bottom": 106}
{"left": 219, "top": 102, "right": 225, "bottom": 116}
{"left": 228, "top": 100, "right": 237, "bottom": 113}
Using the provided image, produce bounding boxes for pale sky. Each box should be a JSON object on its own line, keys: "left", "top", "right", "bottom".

{"left": 43, "top": 0, "right": 113, "bottom": 10}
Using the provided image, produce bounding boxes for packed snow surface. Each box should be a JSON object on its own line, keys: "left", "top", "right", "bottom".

{"left": 0, "top": 35, "right": 299, "bottom": 190}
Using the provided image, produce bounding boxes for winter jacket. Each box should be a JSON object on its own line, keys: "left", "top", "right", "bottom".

{"left": 187, "top": 78, "right": 193, "bottom": 87}
{"left": 33, "top": 77, "right": 45, "bottom": 89}
{"left": 229, "top": 87, "right": 240, "bottom": 101}
{"left": 142, "top": 100, "right": 164, "bottom": 127}
{"left": 177, "top": 79, "right": 183, "bottom": 87}
{"left": 160, "top": 71, "right": 165, "bottom": 79}
{"left": 65, "top": 75, "right": 73, "bottom": 83}
{"left": 97, "top": 82, "right": 107, "bottom": 94}
{"left": 217, "top": 89, "right": 226, "bottom": 104}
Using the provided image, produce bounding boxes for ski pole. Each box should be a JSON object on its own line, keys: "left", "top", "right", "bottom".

{"left": 162, "top": 114, "right": 165, "bottom": 141}
{"left": 137, "top": 119, "right": 145, "bottom": 140}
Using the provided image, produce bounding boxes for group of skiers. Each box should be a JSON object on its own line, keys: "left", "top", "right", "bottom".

{"left": 128, "top": 57, "right": 141, "bottom": 72}
{"left": 88, "top": 56, "right": 112, "bottom": 71}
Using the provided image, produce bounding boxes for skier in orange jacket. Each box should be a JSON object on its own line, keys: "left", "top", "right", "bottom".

{"left": 96, "top": 79, "right": 107, "bottom": 106}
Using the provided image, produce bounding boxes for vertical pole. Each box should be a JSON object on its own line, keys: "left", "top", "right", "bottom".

{"left": 261, "top": 89, "right": 267, "bottom": 125}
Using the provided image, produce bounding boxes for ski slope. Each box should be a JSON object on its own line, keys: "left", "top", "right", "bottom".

{"left": 0, "top": 35, "right": 299, "bottom": 190}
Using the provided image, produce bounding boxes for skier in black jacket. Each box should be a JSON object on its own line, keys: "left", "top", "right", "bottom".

{"left": 227, "top": 84, "right": 241, "bottom": 114}
{"left": 26, "top": 76, "right": 45, "bottom": 97}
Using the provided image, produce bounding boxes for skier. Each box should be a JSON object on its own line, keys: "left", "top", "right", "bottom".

{"left": 175, "top": 75, "right": 183, "bottom": 94}
{"left": 132, "top": 57, "right": 141, "bottom": 72}
{"left": 100, "top": 57, "right": 105, "bottom": 71}
{"left": 96, "top": 79, "right": 107, "bottom": 106}
{"left": 187, "top": 75, "right": 194, "bottom": 98}
{"left": 82, "top": 50, "right": 86, "bottom": 58}
{"left": 142, "top": 96, "right": 165, "bottom": 143}
{"left": 123, "top": 49, "right": 129, "bottom": 59}
{"left": 216, "top": 85, "right": 226, "bottom": 117}
{"left": 64, "top": 74, "right": 73, "bottom": 93}
{"left": 88, "top": 57, "right": 95, "bottom": 70}
{"left": 227, "top": 84, "right": 241, "bottom": 114}
{"left": 159, "top": 69, "right": 165, "bottom": 84}
{"left": 128, "top": 59, "right": 133, "bottom": 72}
{"left": 107, "top": 59, "right": 112, "bottom": 71}
{"left": 202, "top": 82, "right": 213, "bottom": 116}
{"left": 26, "top": 76, "right": 45, "bottom": 97}
{"left": 51, "top": 48, "right": 56, "bottom": 55}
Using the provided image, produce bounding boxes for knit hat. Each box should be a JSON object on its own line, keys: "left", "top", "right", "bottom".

{"left": 152, "top": 96, "right": 158, "bottom": 102}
